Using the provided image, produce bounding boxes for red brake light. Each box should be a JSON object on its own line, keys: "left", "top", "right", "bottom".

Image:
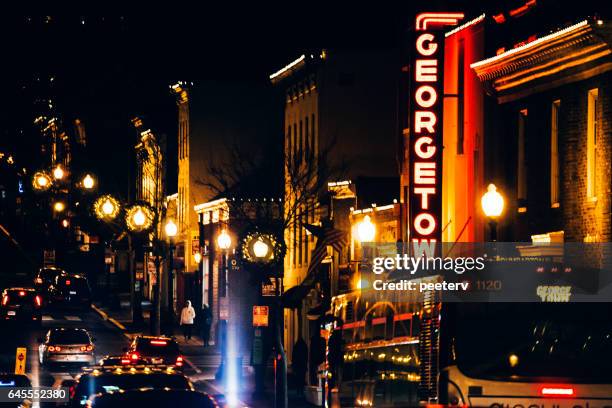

{"left": 65, "top": 280, "right": 71, "bottom": 286}
{"left": 130, "top": 353, "right": 139, "bottom": 360}
{"left": 150, "top": 340, "right": 167, "bottom": 346}
{"left": 176, "top": 356, "right": 183, "bottom": 367}
{"left": 35, "top": 296, "right": 42, "bottom": 307}
{"left": 48, "top": 346, "right": 54, "bottom": 352}
{"left": 18, "top": 291, "right": 25, "bottom": 296}
{"left": 86, "top": 345, "right": 93, "bottom": 351}
{"left": 49, "top": 346, "right": 62, "bottom": 352}
{"left": 2, "top": 296, "right": 8, "bottom": 306}
{"left": 540, "top": 386, "right": 575, "bottom": 397}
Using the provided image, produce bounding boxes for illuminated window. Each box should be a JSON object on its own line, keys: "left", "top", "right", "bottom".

{"left": 517, "top": 109, "right": 528, "bottom": 202}
{"left": 587, "top": 88, "right": 598, "bottom": 200}
{"left": 550, "top": 100, "right": 560, "bottom": 207}
{"left": 299, "top": 120, "right": 303, "bottom": 163}
{"left": 311, "top": 114, "right": 316, "bottom": 156}
{"left": 304, "top": 116, "right": 309, "bottom": 159}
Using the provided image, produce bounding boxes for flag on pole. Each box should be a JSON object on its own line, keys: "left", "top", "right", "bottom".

{"left": 302, "top": 223, "right": 348, "bottom": 285}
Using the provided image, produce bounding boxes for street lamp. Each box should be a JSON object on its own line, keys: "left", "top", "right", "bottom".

{"left": 217, "top": 229, "right": 231, "bottom": 298}
{"left": 82, "top": 174, "right": 95, "bottom": 190}
{"left": 356, "top": 214, "right": 376, "bottom": 292}
{"left": 481, "top": 183, "right": 505, "bottom": 241}
{"left": 193, "top": 252, "right": 202, "bottom": 264}
{"left": 164, "top": 219, "right": 178, "bottom": 324}
{"left": 252, "top": 238, "right": 269, "bottom": 258}
{"left": 217, "top": 230, "right": 232, "bottom": 250}
{"left": 93, "top": 195, "right": 120, "bottom": 221}
{"left": 53, "top": 201, "right": 66, "bottom": 212}
{"left": 125, "top": 204, "right": 155, "bottom": 233}
{"left": 32, "top": 171, "right": 52, "bottom": 191}
{"left": 357, "top": 215, "right": 376, "bottom": 242}
{"left": 53, "top": 165, "right": 65, "bottom": 180}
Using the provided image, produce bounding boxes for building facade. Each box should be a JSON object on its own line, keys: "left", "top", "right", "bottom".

{"left": 271, "top": 49, "right": 400, "bottom": 361}
{"left": 472, "top": 8, "right": 612, "bottom": 248}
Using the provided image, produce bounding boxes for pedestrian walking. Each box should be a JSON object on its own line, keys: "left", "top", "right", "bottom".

{"left": 200, "top": 303, "right": 212, "bottom": 347}
{"left": 180, "top": 300, "right": 196, "bottom": 341}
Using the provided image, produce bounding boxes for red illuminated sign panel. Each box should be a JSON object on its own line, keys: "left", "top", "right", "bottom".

{"left": 409, "top": 12, "right": 463, "bottom": 246}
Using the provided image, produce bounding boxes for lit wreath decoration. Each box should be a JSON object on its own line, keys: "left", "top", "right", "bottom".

{"left": 238, "top": 228, "right": 286, "bottom": 272}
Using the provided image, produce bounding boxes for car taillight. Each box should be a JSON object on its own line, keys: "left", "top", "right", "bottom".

{"left": 65, "top": 280, "right": 71, "bottom": 286}
{"left": 48, "top": 346, "right": 62, "bottom": 352}
{"left": 2, "top": 296, "right": 8, "bottom": 306}
{"left": 35, "top": 277, "right": 43, "bottom": 284}
{"left": 86, "top": 345, "right": 93, "bottom": 351}
{"left": 540, "top": 386, "right": 575, "bottom": 397}
{"left": 130, "top": 353, "right": 139, "bottom": 360}
{"left": 35, "top": 296, "right": 42, "bottom": 307}
{"left": 80, "top": 346, "right": 86, "bottom": 351}
{"left": 18, "top": 291, "right": 25, "bottom": 296}
{"left": 121, "top": 359, "right": 131, "bottom": 364}
{"left": 150, "top": 340, "right": 167, "bottom": 346}
{"left": 176, "top": 356, "right": 183, "bottom": 366}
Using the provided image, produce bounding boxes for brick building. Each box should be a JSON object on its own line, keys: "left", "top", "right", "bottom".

{"left": 472, "top": 13, "right": 612, "bottom": 248}
{"left": 270, "top": 49, "right": 400, "bottom": 361}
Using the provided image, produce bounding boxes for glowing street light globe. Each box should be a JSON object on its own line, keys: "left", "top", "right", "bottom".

{"left": 53, "top": 165, "right": 65, "bottom": 180}
{"left": 53, "top": 201, "right": 66, "bottom": 212}
{"left": 32, "top": 171, "right": 52, "bottom": 191}
{"left": 193, "top": 252, "right": 202, "bottom": 263}
{"left": 252, "top": 238, "right": 270, "bottom": 258}
{"left": 125, "top": 204, "right": 155, "bottom": 232}
{"left": 481, "top": 183, "right": 504, "bottom": 218}
{"left": 357, "top": 215, "right": 376, "bottom": 242}
{"left": 82, "top": 174, "right": 95, "bottom": 190}
{"left": 133, "top": 209, "right": 146, "bottom": 226}
{"left": 164, "top": 220, "right": 178, "bottom": 238}
{"left": 93, "top": 195, "right": 120, "bottom": 221}
{"left": 217, "top": 230, "right": 232, "bottom": 250}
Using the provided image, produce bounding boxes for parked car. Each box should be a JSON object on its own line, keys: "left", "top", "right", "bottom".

{"left": 0, "top": 287, "right": 43, "bottom": 324}
{"left": 48, "top": 274, "right": 92, "bottom": 308}
{"left": 39, "top": 328, "right": 95, "bottom": 368}
{"left": 86, "top": 389, "right": 216, "bottom": 408}
{"left": 125, "top": 336, "right": 183, "bottom": 369}
{"left": 69, "top": 367, "right": 193, "bottom": 407}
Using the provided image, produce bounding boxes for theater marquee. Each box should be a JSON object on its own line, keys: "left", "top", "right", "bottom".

{"left": 409, "top": 12, "right": 464, "bottom": 246}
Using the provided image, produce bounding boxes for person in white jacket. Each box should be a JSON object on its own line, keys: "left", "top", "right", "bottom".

{"left": 180, "top": 300, "right": 196, "bottom": 341}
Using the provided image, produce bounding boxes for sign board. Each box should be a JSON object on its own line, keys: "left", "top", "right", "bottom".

{"left": 409, "top": 12, "right": 464, "bottom": 249}
{"left": 252, "top": 305, "right": 269, "bottom": 327}
{"left": 192, "top": 235, "right": 200, "bottom": 255}
{"left": 15, "top": 347, "right": 26, "bottom": 374}
{"left": 261, "top": 277, "right": 279, "bottom": 297}
{"left": 43, "top": 250, "right": 55, "bottom": 266}
{"left": 135, "top": 262, "right": 144, "bottom": 280}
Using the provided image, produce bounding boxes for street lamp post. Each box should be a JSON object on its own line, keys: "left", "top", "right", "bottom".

{"left": 164, "top": 220, "right": 178, "bottom": 330}
{"left": 215, "top": 229, "right": 232, "bottom": 385}
{"left": 356, "top": 214, "right": 376, "bottom": 288}
{"left": 481, "top": 183, "right": 505, "bottom": 242}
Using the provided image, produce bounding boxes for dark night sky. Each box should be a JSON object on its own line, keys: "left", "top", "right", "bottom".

{"left": 0, "top": 2, "right": 607, "bottom": 197}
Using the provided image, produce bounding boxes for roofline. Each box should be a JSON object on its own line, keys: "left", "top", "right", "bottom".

{"left": 471, "top": 19, "right": 589, "bottom": 69}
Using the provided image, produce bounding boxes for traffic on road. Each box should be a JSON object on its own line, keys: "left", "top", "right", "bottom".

{"left": 0, "top": 266, "right": 221, "bottom": 408}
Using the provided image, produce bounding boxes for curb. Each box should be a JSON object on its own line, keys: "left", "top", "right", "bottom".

{"left": 90, "top": 304, "right": 202, "bottom": 374}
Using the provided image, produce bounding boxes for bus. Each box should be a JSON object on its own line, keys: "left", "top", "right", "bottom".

{"left": 330, "top": 276, "right": 612, "bottom": 407}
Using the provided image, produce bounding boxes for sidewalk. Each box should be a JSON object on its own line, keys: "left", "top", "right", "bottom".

{"left": 91, "top": 295, "right": 317, "bottom": 407}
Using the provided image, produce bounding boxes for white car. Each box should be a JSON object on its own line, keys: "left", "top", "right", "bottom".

{"left": 39, "top": 328, "right": 95, "bottom": 367}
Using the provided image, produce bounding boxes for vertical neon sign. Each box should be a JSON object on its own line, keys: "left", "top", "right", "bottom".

{"left": 410, "top": 13, "right": 464, "bottom": 247}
